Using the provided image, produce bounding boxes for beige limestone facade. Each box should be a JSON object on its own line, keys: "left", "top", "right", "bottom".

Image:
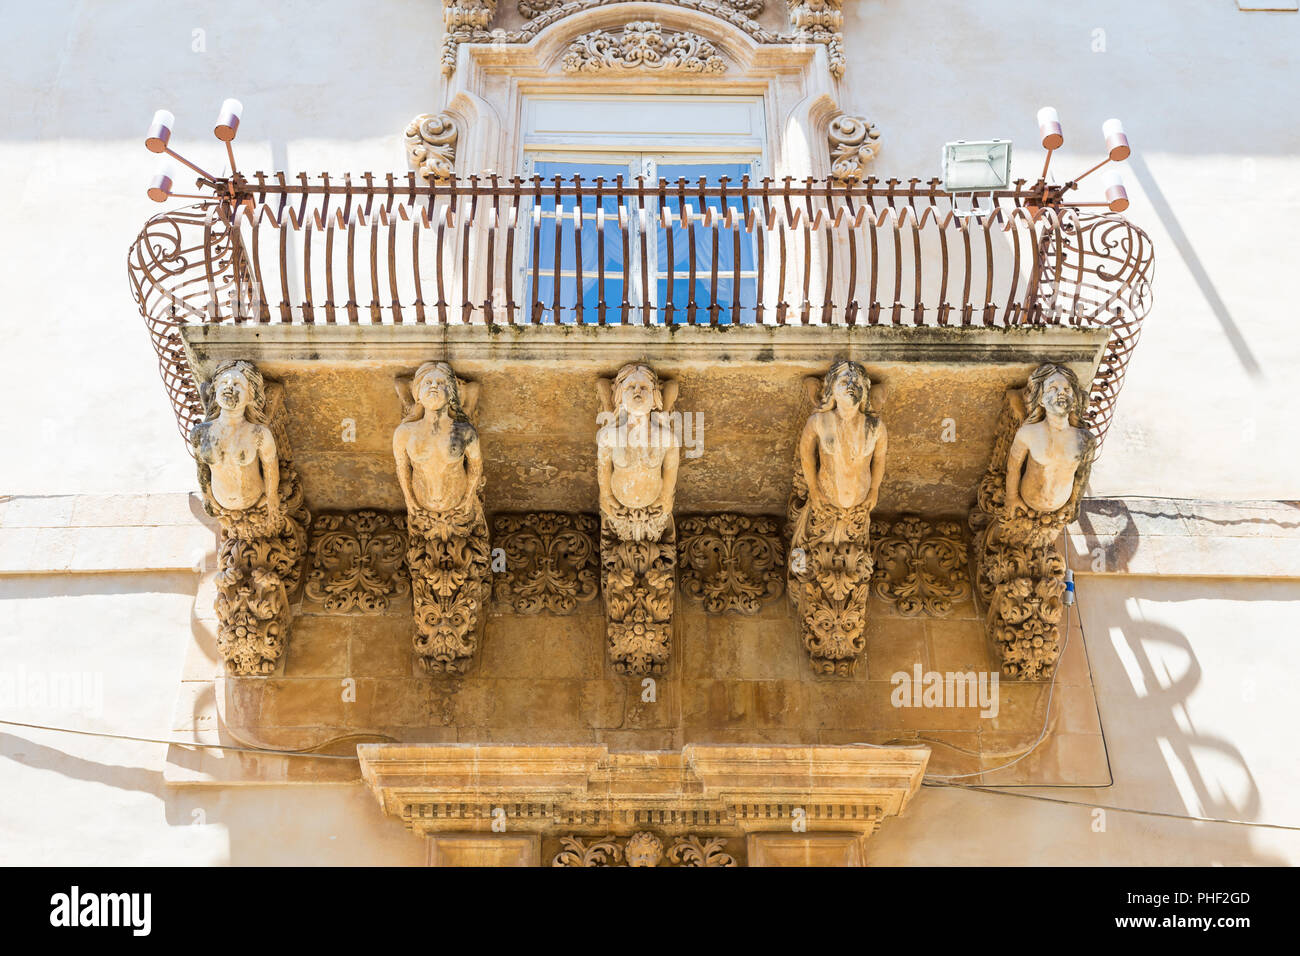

{"left": 2, "top": 0, "right": 1299, "bottom": 867}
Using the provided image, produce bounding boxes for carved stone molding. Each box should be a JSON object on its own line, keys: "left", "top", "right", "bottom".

{"left": 787, "top": 0, "right": 844, "bottom": 78}
{"left": 443, "top": 1, "right": 842, "bottom": 79}
{"left": 678, "top": 514, "right": 784, "bottom": 614}
{"left": 563, "top": 21, "right": 728, "bottom": 74}
{"left": 405, "top": 113, "right": 459, "bottom": 183}
{"left": 304, "top": 511, "right": 409, "bottom": 613}
{"left": 492, "top": 512, "right": 600, "bottom": 614}
{"left": 359, "top": 744, "right": 932, "bottom": 850}
{"left": 597, "top": 364, "right": 682, "bottom": 674}
{"left": 553, "top": 832, "right": 738, "bottom": 866}
{"left": 394, "top": 362, "right": 491, "bottom": 675}
{"left": 787, "top": 361, "right": 887, "bottom": 676}
{"left": 192, "top": 360, "right": 310, "bottom": 676}
{"left": 444, "top": 0, "right": 498, "bottom": 31}
{"left": 971, "top": 365, "right": 1095, "bottom": 680}
{"left": 828, "top": 114, "right": 880, "bottom": 186}
{"left": 870, "top": 516, "right": 970, "bottom": 617}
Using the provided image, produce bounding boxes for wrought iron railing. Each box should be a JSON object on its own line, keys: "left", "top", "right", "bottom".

{"left": 128, "top": 174, "right": 1152, "bottom": 448}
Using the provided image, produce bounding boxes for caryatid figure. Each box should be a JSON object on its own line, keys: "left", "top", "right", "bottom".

{"left": 1004, "top": 363, "right": 1095, "bottom": 518}
{"left": 393, "top": 361, "right": 490, "bottom": 675}
{"left": 597, "top": 363, "right": 680, "bottom": 543}
{"left": 793, "top": 359, "right": 888, "bottom": 544}
{"left": 393, "top": 361, "right": 483, "bottom": 520}
{"left": 190, "top": 359, "right": 309, "bottom": 675}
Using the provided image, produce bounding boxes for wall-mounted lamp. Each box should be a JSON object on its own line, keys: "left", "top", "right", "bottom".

{"left": 1036, "top": 107, "right": 1135, "bottom": 213}
{"left": 143, "top": 99, "right": 244, "bottom": 202}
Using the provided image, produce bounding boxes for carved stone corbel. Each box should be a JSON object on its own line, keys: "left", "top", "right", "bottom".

{"left": 304, "top": 511, "right": 409, "bottom": 613}
{"left": 394, "top": 362, "right": 491, "bottom": 674}
{"left": 443, "top": 0, "right": 498, "bottom": 31}
{"left": 597, "top": 364, "right": 682, "bottom": 675}
{"left": 787, "top": 360, "right": 887, "bottom": 676}
{"left": 192, "top": 360, "right": 310, "bottom": 675}
{"left": 870, "top": 517, "right": 970, "bottom": 616}
{"left": 405, "top": 113, "right": 459, "bottom": 183}
{"left": 828, "top": 115, "right": 881, "bottom": 185}
{"left": 971, "top": 365, "right": 1095, "bottom": 680}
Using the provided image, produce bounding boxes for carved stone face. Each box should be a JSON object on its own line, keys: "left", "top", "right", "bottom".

{"left": 624, "top": 831, "right": 663, "bottom": 867}
{"left": 618, "top": 368, "right": 657, "bottom": 417}
{"left": 1039, "top": 370, "right": 1075, "bottom": 418}
{"left": 214, "top": 367, "right": 251, "bottom": 415}
{"left": 831, "top": 370, "right": 864, "bottom": 410}
{"left": 415, "top": 367, "right": 453, "bottom": 413}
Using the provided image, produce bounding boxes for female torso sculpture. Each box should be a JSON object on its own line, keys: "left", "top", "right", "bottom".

{"left": 800, "top": 360, "right": 887, "bottom": 514}
{"left": 1006, "top": 365, "right": 1094, "bottom": 515}
{"left": 597, "top": 364, "right": 680, "bottom": 540}
{"left": 191, "top": 360, "right": 280, "bottom": 524}
{"left": 393, "top": 362, "right": 482, "bottom": 515}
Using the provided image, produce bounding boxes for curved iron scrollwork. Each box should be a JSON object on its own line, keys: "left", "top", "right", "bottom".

{"left": 127, "top": 178, "right": 1152, "bottom": 451}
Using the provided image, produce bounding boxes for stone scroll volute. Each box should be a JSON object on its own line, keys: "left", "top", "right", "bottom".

{"left": 786, "top": 359, "right": 888, "bottom": 676}
{"left": 596, "top": 364, "right": 682, "bottom": 675}
{"left": 394, "top": 362, "right": 492, "bottom": 675}
{"left": 192, "top": 360, "right": 310, "bottom": 676}
{"left": 971, "top": 364, "right": 1095, "bottom": 680}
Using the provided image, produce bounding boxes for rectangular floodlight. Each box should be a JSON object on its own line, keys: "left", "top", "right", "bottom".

{"left": 941, "top": 140, "right": 1013, "bottom": 192}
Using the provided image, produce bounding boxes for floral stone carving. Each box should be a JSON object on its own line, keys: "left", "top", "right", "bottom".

{"left": 787, "top": 360, "right": 888, "bottom": 676}
{"left": 787, "top": 0, "right": 845, "bottom": 78}
{"left": 678, "top": 514, "right": 784, "bottom": 614}
{"left": 971, "top": 364, "right": 1095, "bottom": 680}
{"left": 552, "top": 832, "right": 737, "bottom": 867}
{"left": 443, "top": 0, "right": 497, "bottom": 32}
{"left": 828, "top": 115, "right": 881, "bottom": 186}
{"left": 597, "top": 364, "right": 682, "bottom": 675}
{"left": 870, "top": 517, "right": 969, "bottom": 616}
{"left": 492, "top": 513, "right": 599, "bottom": 614}
{"left": 192, "top": 360, "right": 310, "bottom": 675}
{"left": 405, "top": 113, "right": 458, "bottom": 183}
{"left": 563, "top": 21, "right": 728, "bottom": 74}
{"left": 394, "top": 362, "right": 491, "bottom": 675}
{"left": 304, "top": 511, "right": 409, "bottom": 613}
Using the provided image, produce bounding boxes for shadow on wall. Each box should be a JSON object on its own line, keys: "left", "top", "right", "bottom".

{"left": 1073, "top": 501, "right": 1287, "bottom": 864}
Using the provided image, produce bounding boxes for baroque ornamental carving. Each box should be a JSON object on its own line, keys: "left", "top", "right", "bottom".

{"left": 552, "top": 832, "right": 737, "bottom": 867}
{"left": 192, "top": 361, "right": 310, "bottom": 676}
{"left": 678, "top": 514, "right": 784, "bottom": 614}
{"left": 597, "top": 364, "right": 681, "bottom": 675}
{"left": 971, "top": 365, "right": 1095, "bottom": 680}
{"left": 828, "top": 115, "right": 881, "bottom": 186}
{"left": 304, "top": 511, "right": 409, "bottom": 613}
{"left": 444, "top": 0, "right": 498, "bottom": 31}
{"left": 405, "top": 113, "right": 459, "bottom": 183}
{"left": 870, "top": 517, "right": 970, "bottom": 617}
{"left": 563, "top": 21, "right": 728, "bottom": 74}
{"left": 787, "top": 0, "right": 844, "bottom": 78}
{"left": 492, "top": 513, "right": 599, "bottom": 614}
{"left": 394, "top": 362, "right": 491, "bottom": 675}
{"left": 787, "top": 360, "right": 887, "bottom": 676}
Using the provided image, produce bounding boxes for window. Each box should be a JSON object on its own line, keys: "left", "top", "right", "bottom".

{"left": 520, "top": 96, "right": 766, "bottom": 324}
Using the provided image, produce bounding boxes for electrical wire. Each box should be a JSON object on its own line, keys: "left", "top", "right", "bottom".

{"left": 0, "top": 718, "right": 362, "bottom": 760}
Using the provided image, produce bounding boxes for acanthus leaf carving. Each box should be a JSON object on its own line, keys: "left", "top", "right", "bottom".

{"left": 870, "top": 516, "right": 970, "bottom": 617}
{"left": 971, "top": 364, "right": 1095, "bottom": 680}
{"left": 304, "top": 511, "right": 409, "bottom": 613}
{"left": 193, "top": 360, "right": 310, "bottom": 676}
{"left": 443, "top": 0, "right": 498, "bottom": 32}
{"left": 786, "top": 0, "right": 844, "bottom": 77}
{"left": 405, "top": 113, "right": 459, "bottom": 184}
{"left": 563, "top": 21, "right": 728, "bottom": 74}
{"left": 492, "top": 512, "right": 599, "bottom": 614}
{"left": 678, "top": 514, "right": 784, "bottom": 614}
{"left": 552, "top": 832, "right": 737, "bottom": 867}
{"left": 828, "top": 114, "right": 881, "bottom": 185}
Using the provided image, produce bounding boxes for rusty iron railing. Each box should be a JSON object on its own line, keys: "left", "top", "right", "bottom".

{"left": 128, "top": 174, "right": 1152, "bottom": 448}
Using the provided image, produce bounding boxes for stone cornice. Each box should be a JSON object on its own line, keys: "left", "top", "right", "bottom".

{"left": 357, "top": 743, "right": 930, "bottom": 835}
